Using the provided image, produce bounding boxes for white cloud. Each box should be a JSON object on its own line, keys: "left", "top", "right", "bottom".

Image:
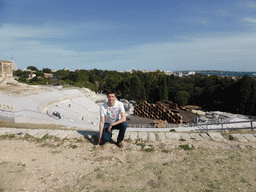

{"left": 1, "top": 23, "right": 256, "bottom": 71}
{"left": 246, "top": 1, "right": 256, "bottom": 9}
{"left": 242, "top": 16, "right": 256, "bottom": 24}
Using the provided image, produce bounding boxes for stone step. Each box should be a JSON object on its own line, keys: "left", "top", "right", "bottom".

{"left": 179, "top": 133, "right": 191, "bottom": 141}
{"left": 241, "top": 134, "right": 256, "bottom": 142}
{"left": 34, "top": 130, "right": 49, "bottom": 139}
{"left": 207, "top": 132, "right": 227, "bottom": 142}
{"left": 229, "top": 134, "right": 248, "bottom": 142}
{"left": 55, "top": 130, "right": 73, "bottom": 139}
{"left": 200, "top": 133, "right": 211, "bottom": 140}
{"left": 156, "top": 133, "right": 165, "bottom": 142}
{"left": 66, "top": 131, "right": 84, "bottom": 140}
{"left": 190, "top": 133, "right": 203, "bottom": 141}
{"left": 148, "top": 133, "right": 156, "bottom": 142}
{"left": 138, "top": 132, "right": 148, "bottom": 141}
{"left": 165, "top": 133, "right": 181, "bottom": 141}
{"left": 3, "top": 128, "right": 256, "bottom": 145}
{"left": 129, "top": 132, "right": 137, "bottom": 141}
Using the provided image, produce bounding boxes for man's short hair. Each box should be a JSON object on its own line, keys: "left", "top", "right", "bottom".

{"left": 107, "top": 90, "right": 117, "bottom": 97}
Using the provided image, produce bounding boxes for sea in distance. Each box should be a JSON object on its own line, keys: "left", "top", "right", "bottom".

{"left": 181, "top": 70, "right": 256, "bottom": 77}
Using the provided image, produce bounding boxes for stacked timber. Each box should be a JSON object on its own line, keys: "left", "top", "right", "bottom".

{"left": 133, "top": 101, "right": 182, "bottom": 124}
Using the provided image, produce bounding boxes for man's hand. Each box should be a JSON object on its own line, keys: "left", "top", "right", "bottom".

{"left": 98, "top": 137, "right": 102, "bottom": 145}
{"left": 107, "top": 125, "right": 112, "bottom": 133}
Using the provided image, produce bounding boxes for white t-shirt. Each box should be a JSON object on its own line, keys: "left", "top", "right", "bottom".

{"left": 100, "top": 100, "right": 125, "bottom": 124}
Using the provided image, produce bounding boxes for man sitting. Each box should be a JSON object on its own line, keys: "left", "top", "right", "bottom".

{"left": 98, "top": 90, "right": 127, "bottom": 148}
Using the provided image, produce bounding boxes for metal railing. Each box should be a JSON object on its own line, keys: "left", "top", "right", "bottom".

{"left": 1, "top": 106, "right": 256, "bottom": 132}
{"left": 127, "top": 123, "right": 180, "bottom": 128}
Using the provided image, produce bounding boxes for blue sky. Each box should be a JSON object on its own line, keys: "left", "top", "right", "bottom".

{"left": 1, "top": 0, "right": 256, "bottom": 71}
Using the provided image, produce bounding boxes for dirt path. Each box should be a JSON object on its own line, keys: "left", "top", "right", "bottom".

{"left": 1, "top": 137, "right": 256, "bottom": 192}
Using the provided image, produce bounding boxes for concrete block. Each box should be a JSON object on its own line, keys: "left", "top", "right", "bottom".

{"left": 207, "top": 132, "right": 227, "bottom": 142}
{"left": 200, "top": 133, "right": 211, "bottom": 140}
{"left": 242, "top": 134, "right": 256, "bottom": 142}
{"left": 179, "top": 133, "right": 191, "bottom": 141}
{"left": 48, "top": 130, "right": 62, "bottom": 137}
{"left": 112, "top": 131, "right": 118, "bottom": 142}
{"left": 124, "top": 132, "right": 130, "bottom": 140}
{"left": 165, "top": 133, "right": 181, "bottom": 141}
{"left": 138, "top": 132, "right": 148, "bottom": 141}
{"left": 34, "top": 130, "right": 49, "bottom": 139}
{"left": 129, "top": 132, "right": 137, "bottom": 141}
{"left": 5, "top": 128, "right": 18, "bottom": 135}
{"left": 55, "top": 130, "right": 73, "bottom": 139}
{"left": 229, "top": 134, "right": 248, "bottom": 142}
{"left": 66, "top": 131, "right": 83, "bottom": 140}
{"left": 156, "top": 133, "right": 165, "bottom": 142}
{"left": 190, "top": 133, "right": 203, "bottom": 141}
{"left": 148, "top": 133, "right": 156, "bottom": 142}
{"left": 27, "top": 129, "right": 40, "bottom": 137}
{"left": 0, "top": 129, "right": 7, "bottom": 136}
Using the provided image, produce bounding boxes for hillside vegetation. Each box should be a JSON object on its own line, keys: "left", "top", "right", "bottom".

{"left": 15, "top": 68, "right": 256, "bottom": 116}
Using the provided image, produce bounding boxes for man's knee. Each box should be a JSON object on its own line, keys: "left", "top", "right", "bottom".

{"left": 120, "top": 122, "right": 127, "bottom": 129}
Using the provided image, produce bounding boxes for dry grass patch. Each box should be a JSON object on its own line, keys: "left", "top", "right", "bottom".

{"left": 57, "top": 146, "right": 256, "bottom": 192}
{"left": 0, "top": 161, "right": 26, "bottom": 192}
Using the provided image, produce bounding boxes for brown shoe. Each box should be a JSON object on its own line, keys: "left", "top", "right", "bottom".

{"left": 117, "top": 142, "right": 123, "bottom": 148}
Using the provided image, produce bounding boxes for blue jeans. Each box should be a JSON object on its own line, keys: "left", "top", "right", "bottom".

{"left": 101, "top": 122, "right": 127, "bottom": 143}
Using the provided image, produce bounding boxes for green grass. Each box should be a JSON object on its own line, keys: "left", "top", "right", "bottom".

{"left": 144, "top": 148, "right": 154, "bottom": 152}
{"left": 179, "top": 144, "right": 193, "bottom": 150}
{"left": 136, "top": 142, "right": 146, "bottom": 149}
{"left": 70, "top": 144, "right": 78, "bottom": 149}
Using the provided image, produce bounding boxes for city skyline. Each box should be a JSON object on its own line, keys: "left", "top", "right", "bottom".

{"left": 1, "top": 0, "right": 256, "bottom": 72}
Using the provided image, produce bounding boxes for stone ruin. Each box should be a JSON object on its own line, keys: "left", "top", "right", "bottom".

{"left": 133, "top": 101, "right": 183, "bottom": 124}
{"left": 0, "top": 60, "right": 13, "bottom": 79}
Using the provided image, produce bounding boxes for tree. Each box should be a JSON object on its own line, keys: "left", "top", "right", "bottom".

{"left": 35, "top": 71, "right": 44, "bottom": 77}
{"left": 158, "top": 76, "right": 168, "bottom": 101}
{"left": 27, "top": 66, "right": 38, "bottom": 71}
{"left": 29, "top": 76, "right": 39, "bottom": 84}
{"left": 129, "top": 76, "right": 141, "bottom": 101}
{"left": 104, "top": 77, "right": 120, "bottom": 91}
{"left": 43, "top": 68, "right": 52, "bottom": 73}
{"left": 174, "top": 91, "right": 190, "bottom": 106}
{"left": 18, "top": 76, "right": 27, "bottom": 83}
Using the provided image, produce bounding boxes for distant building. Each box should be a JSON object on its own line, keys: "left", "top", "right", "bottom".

{"left": 44, "top": 73, "right": 54, "bottom": 78}
{"left": 163, "top": 70, "right": 173, "bottom": 75}
{"left": 174, "top": 72, "right": 183, "bottom": 77}
{"left": 0, "top": 60, "right": 13, "bottom": 78}
{"left": 119, "top": 70, "right": 132, "bottom": 73}
{"left": 27, "top": 73, "right": 36, "bottom": 79}
{"left": 63, "top": 68, "right": 70, "bottom": 71}
{"left": 188, "top": 71, "right": 196, "bottom": 75}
